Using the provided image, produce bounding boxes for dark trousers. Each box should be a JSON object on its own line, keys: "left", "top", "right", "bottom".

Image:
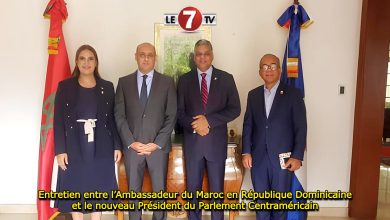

{"left": 185, "top": 156, "right": 226, "bottom": 220}
{"left": 251, "top": 154, "right": 293, "bottom": 220}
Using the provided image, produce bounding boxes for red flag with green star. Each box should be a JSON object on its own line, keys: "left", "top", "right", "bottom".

{"left": 37, "top": 0, "right": 70, "bottom": 219}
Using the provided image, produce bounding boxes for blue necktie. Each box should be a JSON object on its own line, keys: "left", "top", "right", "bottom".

{"left": 140, "top": 75, "right": 148, "bottom": 109}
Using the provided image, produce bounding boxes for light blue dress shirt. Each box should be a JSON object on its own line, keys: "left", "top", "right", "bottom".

{"left": 137, "top": 70, "right": 154, "bottom": 97}
{"left": 197, "top": 66, "right": 212, "bottom": 92}
{"left": 264, "top": 80, "right": 280, "bottom": 118}
{"left": 136, "top": 70, "right": 161, "bottom": 149}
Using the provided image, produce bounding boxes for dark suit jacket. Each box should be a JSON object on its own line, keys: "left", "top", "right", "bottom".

{"left": 54, "top": 77, "right": 122, "bottom": 162}
{"left": 242, "top": 82, "right": 307, "bottom": 168}
{"left": 114, "top": 71, "right": 177, "bottom": 153}
{"left": 177, "top": 67, "right": 241, "bottom": 162}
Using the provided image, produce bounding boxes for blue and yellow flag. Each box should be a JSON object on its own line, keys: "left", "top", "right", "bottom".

{"left": 278, "top": 4, "right": 312, "bottom": 98}
{"left": 278, "top": 3, "right": 312, "bottom": 220}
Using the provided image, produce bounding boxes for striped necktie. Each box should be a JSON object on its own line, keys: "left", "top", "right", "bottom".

{"left": 201, "top": 73, "right": 208, "bottom": 110}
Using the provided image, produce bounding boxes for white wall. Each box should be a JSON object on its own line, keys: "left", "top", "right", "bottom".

{"left": 0, "top": 0, "right": 362, "bottom": 211}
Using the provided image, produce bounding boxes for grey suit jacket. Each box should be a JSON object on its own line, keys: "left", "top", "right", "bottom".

{"left": 114, "top": 71, "right": 177, "bottom": 153}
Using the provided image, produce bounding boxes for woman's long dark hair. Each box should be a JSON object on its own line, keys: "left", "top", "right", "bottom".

{"left": 72, "top": 45, "right": 101, "bottom": 79}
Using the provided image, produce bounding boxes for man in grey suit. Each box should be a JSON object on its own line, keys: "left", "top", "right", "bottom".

{"left": 115, "top": 42, "right": 177, "bottom": 220}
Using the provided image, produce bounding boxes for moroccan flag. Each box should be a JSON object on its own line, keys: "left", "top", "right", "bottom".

{"left": 37, "top": 0, "right": 70, "bottom": 219}
{"left": 277, "top": 3, "right": 312, "bottom": 220}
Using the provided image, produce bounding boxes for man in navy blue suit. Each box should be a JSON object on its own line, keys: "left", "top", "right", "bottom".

{"left": 177, "top": 39, "right": 241, "bottom": 220}
{"left": 242, "top": 54, "right": 307, "bottom": 220}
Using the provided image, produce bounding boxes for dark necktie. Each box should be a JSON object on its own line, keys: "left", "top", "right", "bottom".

{"left": 201, "top": 73, "right": 208, "bottom": 110}
{"left": 140, "top": 74, "right": 148, "bottom": 109}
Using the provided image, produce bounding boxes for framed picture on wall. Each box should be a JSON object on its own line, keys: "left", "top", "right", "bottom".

{"left": 154, "top": 23, "right": 212, "bottom": 82}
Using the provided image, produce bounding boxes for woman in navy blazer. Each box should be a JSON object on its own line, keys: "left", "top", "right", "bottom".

{"left": 54, "top": 45, "right": 122, "bottom": 220}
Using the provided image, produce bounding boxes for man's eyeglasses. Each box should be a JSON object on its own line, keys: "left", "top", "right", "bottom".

{"left": 261, "top": 63, "right": 278, "bottom": 71}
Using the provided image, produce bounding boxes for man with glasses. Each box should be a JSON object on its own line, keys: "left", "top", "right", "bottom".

{"left": 242, "top": 54, "right": 307, "bottom": 220}
{"left": 115, "top": 42, "right": 177, "bottom": 220}
{"left": 177, "top": 39, "right": 241, "bottom": 220}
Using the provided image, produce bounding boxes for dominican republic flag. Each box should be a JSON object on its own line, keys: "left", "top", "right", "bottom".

{"left": 277, "top": 3, "right": 312, "bottom": 220}
{"left": 37, "top": 0, "right": 70, "bottom": 219}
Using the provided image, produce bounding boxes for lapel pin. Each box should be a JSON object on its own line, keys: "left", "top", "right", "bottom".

{"left": 280, "top": 90, "right": 284, "bottom": 95}
{"left": 214, "top": 77, "right": 218, "bottom": 80}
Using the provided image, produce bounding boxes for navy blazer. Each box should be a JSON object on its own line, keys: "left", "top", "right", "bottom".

{"left": 177, "top": 67, "right": 241, "bottom": 162}
{"left": 54, "top": 77, "right": 122, "bottom": 162}
{"left": 242, "top": 82, "right": 307, "bottom": 168}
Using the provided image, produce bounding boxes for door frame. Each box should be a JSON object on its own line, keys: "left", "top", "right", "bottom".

{"left": 349, "top": 0, "right": 390, "bottom": 218}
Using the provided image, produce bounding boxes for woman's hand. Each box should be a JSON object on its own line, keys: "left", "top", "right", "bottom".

{"left": 56, "top": 153, "right": 68, "bottom": 171}
{"left": 114, "top": 150, "right": 122, "bottom": 163}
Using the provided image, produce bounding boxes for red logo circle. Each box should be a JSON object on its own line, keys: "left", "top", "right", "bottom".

{"left": 178, "top": 7, "right": 202, "bottom": 31}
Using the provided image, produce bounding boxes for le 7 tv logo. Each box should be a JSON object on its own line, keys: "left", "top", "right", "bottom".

{"left": 164, "top": 6, "right": 217, "bottom": 32}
